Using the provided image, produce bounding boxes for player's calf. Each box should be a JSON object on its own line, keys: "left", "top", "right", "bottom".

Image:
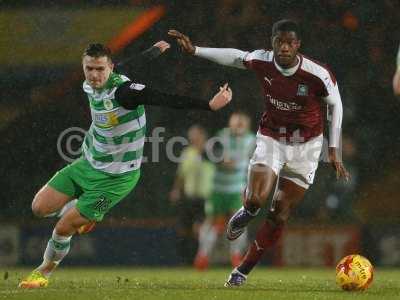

{"left": 236, "top": 218, "right": 285, "bottom": 276}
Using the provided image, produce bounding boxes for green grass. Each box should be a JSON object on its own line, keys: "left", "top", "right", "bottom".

{"left": 1, "top": 267, "right": 399, "bottom": 300}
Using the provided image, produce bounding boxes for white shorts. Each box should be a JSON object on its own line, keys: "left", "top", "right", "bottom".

{"left": 249, "top": 133, "right": 323, "bottom": 189}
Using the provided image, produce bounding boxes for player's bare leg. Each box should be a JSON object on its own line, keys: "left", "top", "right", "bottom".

{"left": 226, "top": 164, "right": 277, "bottom": 240}
{"left": 225, "top": 178, "right": 306, "bottom": 287}
{"left": 31, "top": 185, "right": 95, "bottom": 234}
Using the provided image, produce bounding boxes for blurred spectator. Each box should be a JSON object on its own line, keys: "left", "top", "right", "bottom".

{"left": 169, "top": 125, "right": 215, "bottom": 264}
{"left": 193, "top": 112, "right": 255, "bottom": 270}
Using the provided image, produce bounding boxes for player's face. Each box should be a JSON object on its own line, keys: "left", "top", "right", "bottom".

{"left": 272, "top": 31, "right": 301, "bottom": 68}
{"left": 82, "top": 55, "right": 114, "bottom": 89}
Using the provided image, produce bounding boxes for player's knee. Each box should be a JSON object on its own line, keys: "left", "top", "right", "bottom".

{"left": 31, "top": 205, "right": 47, "bottom": 218}
{"left": 31, "top": 194, "right": 47, "bottom": 218}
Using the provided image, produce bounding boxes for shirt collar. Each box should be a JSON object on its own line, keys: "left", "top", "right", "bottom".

{"left": 273, "top": 55, "right": 301, "bottom": 77}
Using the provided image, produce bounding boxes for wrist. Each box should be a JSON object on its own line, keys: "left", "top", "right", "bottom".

{"left": 208, "top": 100, "right": 217, "bottom": 111}
{"left": 329, "top": 146, "right": 337, "bottom": 155}
{"left": 152, "top": 46, "right": 162, "bottom": 54}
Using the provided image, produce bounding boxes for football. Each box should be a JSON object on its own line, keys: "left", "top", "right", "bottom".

{"left": 336, "top": 254, "right": 374, "bottom": 291}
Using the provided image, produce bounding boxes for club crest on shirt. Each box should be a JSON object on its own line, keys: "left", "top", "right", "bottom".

{"left": 103, "top": 98, "right": 114, "bottom": 110}
{"left": 297, "top": 84, "right": 308, "bottom": 96}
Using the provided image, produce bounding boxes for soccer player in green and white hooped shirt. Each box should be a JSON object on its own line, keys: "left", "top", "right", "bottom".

{"left": 194, "top": 112, "right": 255, "bottom": 270}
{"left": 19, "top": 41, "right": 233, "bottom": 289}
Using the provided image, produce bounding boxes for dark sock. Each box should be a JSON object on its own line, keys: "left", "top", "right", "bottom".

{"left": 237, "top": 220, "right": 284, "bottom": 275}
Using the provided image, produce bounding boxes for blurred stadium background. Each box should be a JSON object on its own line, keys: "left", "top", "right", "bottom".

{"left": 1, "top": 0, "right": 400, "bottom": 272}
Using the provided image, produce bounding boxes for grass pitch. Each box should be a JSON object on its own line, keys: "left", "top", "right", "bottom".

{"left": 1, "top": 267, "right": 399, "bottom": 300}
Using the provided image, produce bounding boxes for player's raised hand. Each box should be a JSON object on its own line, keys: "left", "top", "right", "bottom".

{"left": 168, "top": 29, "right": 196, "bottom": 54}
{"left": 209, "top": 83, "right": 232, "bottom": 111}
{"left": 328, "top": 147, "right": 350, "bottom": 181}
{"left": 153, "top": 40, "right": 170, "bottom": 53}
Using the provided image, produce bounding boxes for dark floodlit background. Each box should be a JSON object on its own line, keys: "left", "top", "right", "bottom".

{"left": 1, "top": 0, "right": 400, "bottom": 267}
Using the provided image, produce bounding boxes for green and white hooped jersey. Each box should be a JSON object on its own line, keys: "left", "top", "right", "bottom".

{"left": 213, "top": 129, "right": 255, "bottom": 194}
{"left": 82, "top": 73, "right": 146, "bottom": 175}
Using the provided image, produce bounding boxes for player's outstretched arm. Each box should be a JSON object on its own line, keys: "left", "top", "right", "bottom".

{"left": 115, "top": 82, "right": 232, "bottom": 111}
{"left": 168, "top": 29, "right": 247, "bottom": 69}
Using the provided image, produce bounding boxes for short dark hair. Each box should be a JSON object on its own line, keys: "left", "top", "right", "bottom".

{"left": 83, "top": 43, "right": 112, "bottom": 61}
{"left": 272, "top": 19, "right": 301, "bottom": 39}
